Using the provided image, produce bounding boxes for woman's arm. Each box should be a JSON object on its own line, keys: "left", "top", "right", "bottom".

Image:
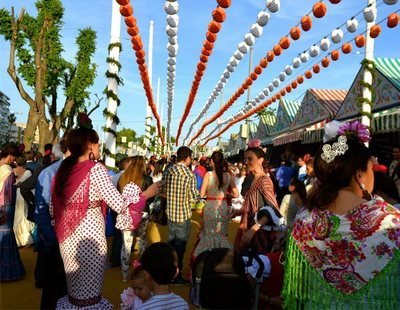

{"left": 229, "top": 174, "right": 239, "bottom": 198}
{"left": 259, "top": 176, "right": 279, "bottom": 209}
{"left": 200, "top": 172, "right": 209, "bottom": 198}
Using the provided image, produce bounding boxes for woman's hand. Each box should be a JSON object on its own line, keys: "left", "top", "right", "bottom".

{"left": 240, "top": 224, "right": 259, "bottom": 247}
{"left": 142, "top": 181, "right": 163, "bottom": 199}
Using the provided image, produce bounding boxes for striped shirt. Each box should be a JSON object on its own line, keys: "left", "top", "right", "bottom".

{"left": 164, "top": 163, "right": 198, "bottom": 223}
{"left": 136, "top": 293, "right": 189, "bottom": 310}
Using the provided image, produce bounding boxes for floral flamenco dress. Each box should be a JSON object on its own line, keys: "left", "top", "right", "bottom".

{"left": 194, "top": 172, "right": 232, "bottom": 257}
{"left": 283, "top": 195, "right": 400, "bottom": 309}
{"left": 52, "top": 161, "right": 146, "bottom": 309}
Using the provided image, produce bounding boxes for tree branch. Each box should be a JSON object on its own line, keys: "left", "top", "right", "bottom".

{"left": 87, "top": 94, "right": 103, "bottom": 116}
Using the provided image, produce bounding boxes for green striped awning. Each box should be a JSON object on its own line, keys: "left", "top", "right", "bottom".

{"left": 375, "top": 58, "right": 400, "bottom": 91}
{"left": 372, "top": 110, "right": 400, "bottom": 133}
{"left": 281, "top": 99, "right": 301, "bottom": 122}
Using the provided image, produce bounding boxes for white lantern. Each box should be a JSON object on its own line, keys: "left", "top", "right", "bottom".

{"left": 167, "top": 71, "right": 175, "bottom": 78}
{"left": 230, "top": 56, "right": 239, "bottom": 67}
{"left": 284, "top": 65, "right": 293, "bottom": 75}
{"left": 164, "top": 1, "right": 179, "bottom": 15}
{"left": 279, "top": 72, "right": 286, "bottom": 82}
{"left": 363, "top": 6, "right": 376, "bottom": 23}
{"left": 244, "top": 33, "right": 255, "bottom": 46}
{"left": 258, "top": 92, "right": 265, "bottom": 100}
{"left": 166, "top": 25, "right": 177, "bottom": 37}
{"left": 167, "top": 65, "right": 175, "bottom": 72}
{"left": 346, "top": 18, "right": 358, "bottom": 33}
{"left": 168, "top": 36, "right": 177, "bottom": 45}
{"left": 167, "top": 43, "right": 178, "bottom": 54}
{"left": 255, "top": 98, "right": 261, "bottom": 103}
{"left": 292, "top": 57, "right": 301, "bottom": 68}
{"left": 268, "top": 84, "right": 274, "bottom": 92}
{"left": 168, "top": 57, "right": 176, "bottom": 66}
{"left": 257, "top": 11, "right": 270, "bottom": 26}
{"left": 383, "top": 0, "right": 398, "bottom": 4}
{"left": 211, "top": 94, "right": 216, "bottom": 100}
{"left": 309, "top": 45, "right": 320, "bottom": 57}
{"left": 167, "top": 15, "right": 179, "bottom": 28}
{"left": 263, "top": 89, "right": 270, "bottom": 96}
{"left": 273, "top": 78, "right": 280, "bottom": 87}
{"left": 320, "top": 38, "right": 330, "bottom": 51}
{"left": 300, "top": 52, "right": 309, "bottom": 63}
{"left": 331, "top": 28, "right": 344, "bottom": 44}
{"left": 227, "top": 65, "right": 234, "bottom": 73}
{"left": 224, "top": 71, "right": 231, "bottom": 79}
{"left": 267, "top": 0, "right": 280, "bottom": 13}
{"left": 250, "top": 23, "right": 263, "bottom": 38}
{"left": 218, "top": 82, "right": 224, "bottom": 89}
{"left": 252, "top": 100, "right": 258, "bottom": 107}
{"left": 238, "top": 42, "right": 250, "bottom": 54}
{"left": 221, "top": 76, "right": 227, "bottom": 83}
{"left": 234, "top": 50, "right": 243, "bottom": 60}
{"left": 167, "top": 77, "right": 174, "bottom": 83}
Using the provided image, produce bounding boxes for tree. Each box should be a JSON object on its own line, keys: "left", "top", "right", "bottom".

{"left": 7, "top": 113, "right": 16, "bottom": 141}
{"left": 0, "top": 0, "right": 97, "bottom": 151}
{"left": 116, "top": 127, "right": 137, "bottom": 151}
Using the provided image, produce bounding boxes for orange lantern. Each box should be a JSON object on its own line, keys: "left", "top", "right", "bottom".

{"left": 217, "top": 0, "right": 231, "bottom": 8}
{"left": 321, "top": 57, "right": 330, "bottom": 68}
{"left": 135, "top": 50, "right": 145, "bottom": 59}
{"left": 204, "top": 40, "right": 214, "bottom": 51}
{"left": 260, "top": 58, "right": 268, "bottom": 68}
{"left": 313, "top": 64, "right": 320, "bottom": 74}
{"left": 297, "top": 76, "right": 304, "bottom": 84}
{"left": 267, "top": 51, "right": 275, "bottom": 62}
{"left": 212, "top": 7, "right": 226, "bottom": 23}
{"left": 286, "top": 86, "right": 292, "bottom": 93}
{"left": 276, "top": 93, "right": 281, "bottom": 100}
{"left": 290, "top": 26, "right": 301, "bottom": 40}
{"left": 194, "top": 75, "right": 201, "bottom": 82}
{"left": 331, "top": 49, "right": 340, "bottom": 61}
{"left": 301, "top": 16, "right": 312, "bottom": 31}
{"left": 280, "top": 89, "right": 286, "bottom": 96}
{"left": 200, "top": 55, "right": 208, "bottom": 63}
{"left": 242, "top": 83, "right": 249, "bottom": 90}
{"left": 117, "top": 0, "right": 130, "bottom": 5}
{"left": 120, "top": 5, "right": 133, "bottom": 17}
{"left": 136, "top": 58, "right": 145, "bottom": 65}
{"left": 355, "top": 35, "right": 366, "bottom": 48}
{"left": 272, "top": 96, "right": 277, "bottom": 102}
{"left": 206, "top": 31, "right": 217, "bottom": 43}
{"left": 279, "top": 36, "right": 291, "bottom": 49}
{"left": 197, "top": 62, "right": 206, "bottom": 71}
{"left": 250, "top": 72, "right": 258, "bottom": 81}
{"left": 202, "top": 48, "right": 212, "bottom": 57}
{"left": 305, "top": 70, "right": 312, "bottom": 79}
{"left": 125, "top": 16, "right": 136, "bottom": 27}
{"left": 246, "top": 77, "right": 253, "bottom": 86}
{"left": 254, "top": 65, "right": 263, "bottom": 75}
{"left": 273, "top": 45, "right": 282, "bottom": 56}
{"left": 387, "top": 13, "right": 399, "bottom": 28}
{"left": 132, "top": 41, "right": 143, "bottom": 51}
{"left": 291, "top": 81, "right": 298, "bottom": 89}
{"left": 209, "top": 21, "right": 222, "bottom": 34}
{"left": 127, "top": 26, "right": 139, "bottom": 36}
{"left": 329, "top": 0, "right": 341, "bottom": 3}
{"left": 239, "top": 88, "right": 245, "bottom": 95}
{"left": 313, "top": 2, "right": 327, "bottom": 18}
{"left": 196, "top": 70, "right": 204, "bottom": 77}
{"left": 369, "top": 25, "right": 381, "bottom": 39}
{"left": 139, "top": 64, "right": 146, "bottom": 72}
{"left": 341, "top": 42, "right": 352, "bottom": 54}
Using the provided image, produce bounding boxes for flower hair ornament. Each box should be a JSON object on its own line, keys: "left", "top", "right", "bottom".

{"left": 321, "top": 120, "right": 370, "bottom": 163}
{"left": 247, "top": 138, "right": 261, "bottom": 148}
{"left": 132, "top": 259, "right": 141, "bottom": 269}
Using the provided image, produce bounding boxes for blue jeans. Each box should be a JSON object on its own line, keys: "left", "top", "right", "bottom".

{"left": 167, "top": 219, "right": 191, "bottom": 273}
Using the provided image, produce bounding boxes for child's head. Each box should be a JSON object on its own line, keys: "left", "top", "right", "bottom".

{"left": 140, "top": 242, "right": 178, "bottom": 285}
{"left": 130, "top": 266, "right": 152, "bottom": 302}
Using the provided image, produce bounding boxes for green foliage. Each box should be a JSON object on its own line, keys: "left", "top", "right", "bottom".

{"left": 255, "top": 107, "right": 276, "bottom": 119}
{"left": 116, "top": 127, "right": 137, "bottom": 150}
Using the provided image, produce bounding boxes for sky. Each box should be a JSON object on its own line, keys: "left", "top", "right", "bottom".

{"left": 0, "top": 0, "right": 399, "bottom": 148}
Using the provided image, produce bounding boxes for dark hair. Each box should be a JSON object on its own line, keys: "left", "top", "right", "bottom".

{"left": 177, "top": 146, "right": 192, "bottom": 162}
{"left": 290, "top": 178, "right": 308, "bottom": 206}
{"left": 308, "top": 137, "right": 371, "bottom": 209}
{"left": 0, "top": 144, "right": 19, "bottom": 159}
{"left": 153, "top": 160, "right": 164, "bottom": 176}
{"left": 118, "top": 156, "right": 132, "bottom": 171}
{"left": 44, "top": 143, "right": 53, "bottom": 152}
{"left": 130, "top": 265, "right": 146, "bottom": 281}
{"left": 15, "top": 155, "right": 27, "bottom": 167}
{"left": 24, "top": 150, "right": 35, "bottom": 161}
{"left": 244, "top": 147, "right": 265, "bottom": 159}
{"left": 54, "top": 127, "right": 99, "bottom": 197}
{"left": 140, "top": 242, "right": 177, "bottom": 285}
{"left": 59, "top": 138, "right": 68, "bottom": 154}
{"left": 211, "top": 151, "right": 225, "bottom": 189}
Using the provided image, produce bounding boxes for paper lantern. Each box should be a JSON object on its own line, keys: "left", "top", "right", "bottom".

{"left": 309, "top": 45, "right": 320, "bottom": 57}
{"left": 313, "top": 2, "right": 327, "bottom": 18}
{"left": 260, "top": 58, "right": 268, "bottom": 68}
{"left": 313, "top": 64, "right": 320, "bottom": 74}
{"left": 320, "top": 37, "right": 331, "bottom": 51}
{"left": 250, "top": 72, "right": 258, "bottom": 81}
{"left": 135, "top": 50, "right": 145, "bottom": 59}
{"left": 268, "top": 84, "right": 274, "bottom": 91}
{"left": 255, "top": 98, "right": 261, "bottom": 103}
{"left": 227, "top": 65, "right": 234, "bottom": 73}
{"left": 218, "top": 82, "right": 224, "bottom": 89}
{"left": 167, "top": 77, "right": 174, "bottom": 83}
{"left": 117, "top": 0, "right": 130, "bottom": 5}
{"left": 120, "top": 5, "right": 133, "bottom": 17}
{"left": 167, "top": 71, "right": 175, "bottom": 78}
{"left": 125, "top": 16, "right": 136, "bottom": 27}
{"left": 297, "top": 76, "right": 304, "bottom": 84}
{"left": 127, "top": 26, "right": 139, "bottom": 36}
{"left": 167, "top": 43, "right": 178, "bottom": 54}
{"left": 292, "top": 57, "right": 301, "bottom": 68}
{"left": 355, "top": 35, "right": 366, "bottom": 48}
{"left": 301, "top": 16, "right": 312, "bottom": 31}
{"left": 267, "top": 0, "right": 280, "bottom": 13}
{"left": 346, "top": 18, "right": 359, "bottom": 33}
{"left": 196, "top": 70, "right": 204, "bottom": 77}
{"left": 273, "top": 44, "right": 282, "bottom": 56}
{"left": 300, "top": 51, "right": 309, "bottom": 63}
{"left": 136, "top": 58, "right": 145, "bottom": 65}
{"left": 363, "top": 6, "right": 377, "bottom": 23}
{"left": 280, "top": 89, "right": 286, "bottom": 96}
{"left": 250, "top": 23, "right": 263, "bottom": 37}
{"left": 258, "top": 92, "right": 265, "bottom": 100}
{"left": 224, "top": 71, "right": 230, "bottom": 79}
{"left": 272, "top": 96, "right": 277, "bottom": 102}
{"left": 167, "top": 15, "right": 179, "bottom": 28}
{"left": 208, "top": 21, "right": 222, "bottom": 33}
{"left": 246, "top": 77, "right": 253, "bottom": 86}
{"left": 331, "top": 49, "right": 340, "bottom": 61}
{"left": 263, "top": 89, "right": 270, "bottom": 96}
{"left": 168, "top": 57, "right": 176, "bottom": 66}
{"left": 257, "top": 11, "right": 270, "bottom": 26}
{"left": 290, "top": 26, "right": 301, "bottom": 40}
{"left": 242, "top": 83, "right": 248, "bottom": 90}
{"left": 139, "top": 64, "right": 147, "bottom": 72}
{"left": 204, "top": 40, "right": 214, "bottom": 51}
{"left": 221, "top": 76, "right": 227, "bottom": 83}
{"left": 197, "top": 62, "right": 206, "bottom": 71}
{"left": 217, "top": 0, "right": 231, "bottom": 9}
{"left": 238, "top": 42, "right": 250, "bottom": 54}
{"left": 244, "top": 33, "right": 256, "bottom": 46}
{"left": 291, "top": 81, "right": 298, "bottom": 89}
{"left": 132, "top": 41, "right": 143, "bottom": 51}
{"left": 279, "top": 72, "right": 286, "bottom": 81}
{"left": 341, "top": 42, "right": 352, "bottom": 54}
{"left": 230, "top": 56, "right": 238, "bottom": 67}
{"left": 267, "top": 51, "right": 275, "bottom": 62}
{"left": 369, "top": 24, "right": 381, "bottom": 38}
{"left": 329, "top": 0, "right": 341, "bottom": 3}
{"left": 388, "top": 13, "right": 399, "bottom": 28}
{"left": 331, "top": 28, "right": 344, "bottom": 43}
{"left": 200, "top": 55, "right": 208, "bottom": 63}
{"left": 383, "top": 0, "right": 398, "bottom": 4}
{"left": 254, "top": 65, "right": 263, "bottom": 75}
{"left": 279, "top": 36, "right": 290, "bottom": 49}
{"left": 286, "top": 85, "right": 292, "bottom": 93}
{"left": 164, "top": 1, "right": 179, "bottom": 15}
{"left": 321, "top": 57, "right": 330, "bottom": 68}
{"left": 305, "top": 70, "right": 312, "bottom": 79}
{"left": 284, "top": 65, "right": 293, "bottom": 75}
{"left": 212, "top": 7, "right": 226, "bottom": 23}
{"left": 166, "top": 25, "right": 178, "bottom": 37}
{"left": 206, "top": 32, "right": 217, "bottom": 43}
{"left": 234, "top": 51, "right": 243, "bottom": 60}
{"left": 276, "top": 93, "right": 281, "bottom": 100}
{"left": 273, "top": 78, "right": 280, "bottom": 87}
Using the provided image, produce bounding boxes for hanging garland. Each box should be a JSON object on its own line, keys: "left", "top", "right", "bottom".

{"left": 175, "top": 0, "right": 232, "bottom": 145}
{"left": 357, "top": 59, "right": 376, "bottom": 120}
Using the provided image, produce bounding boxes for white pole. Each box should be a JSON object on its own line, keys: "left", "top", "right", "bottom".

{"left": 144, "top": 20, "right": 154, "bottom": 156}
{"left": 104, "top": 0, "right": 121, "bottom": 168}
{"left": 361, "top": 0, "right": 376, "bottom": 136}
{"left": 156, "top": 77, "right": 161, "bottom": 155}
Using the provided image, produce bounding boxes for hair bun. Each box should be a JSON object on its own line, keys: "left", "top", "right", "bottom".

{"left": 77, "top": 112, "right": 93, "bottom": 129}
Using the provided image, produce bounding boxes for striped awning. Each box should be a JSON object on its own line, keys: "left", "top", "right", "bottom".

{"left": 273, "top": 130, "right": 302, "bottom": 146}
{"left": 375, "top": 58, "right": 400, "bottom": 91}
{"left": 309, "top": 89, "right": 348, "bottom": 116}
{"left": 372, "top": 110, "right": 400, "bottom": 133}
{"left": 282, "top": 99, "right": 301, "bottom": 121}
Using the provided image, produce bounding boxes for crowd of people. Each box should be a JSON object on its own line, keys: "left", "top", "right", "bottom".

{"left": 1, "top": 117, "right": 400, "bottom": 309}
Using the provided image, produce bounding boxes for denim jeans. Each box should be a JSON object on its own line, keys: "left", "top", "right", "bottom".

{"left": 167, "top": 219, "right": 191, "bottom": 273}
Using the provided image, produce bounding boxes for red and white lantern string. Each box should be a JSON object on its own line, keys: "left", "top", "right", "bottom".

{"left": 116, "top": 0, "right": 164, "bottom": 144}
{"left": 182, "top": 2, "right": 280, "bottom": 145}
{"left": 175, "top": 0, "right": 232, "bottom": 145}
{"left": 200, "top": 10, "right": 399, "bottom": 146}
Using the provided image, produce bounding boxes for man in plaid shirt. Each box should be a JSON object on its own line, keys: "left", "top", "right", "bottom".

{"left": 164, "top": 146, "right": 198, "bottom": 284}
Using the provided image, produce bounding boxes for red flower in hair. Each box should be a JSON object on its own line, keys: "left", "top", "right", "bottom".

{"left": 77, "top": 112, "right": 93, "bottom": 129}
{"left": 247, "top": 139, "right": 261, "bottom": 148}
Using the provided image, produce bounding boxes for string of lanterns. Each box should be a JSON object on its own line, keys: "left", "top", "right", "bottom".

{"left": 200, "top": 10, "right": 399, "bottom": 146}
{"left": 175, "top": 0, "right": 232, "bottom": 145}
{"left": 182, "top": 0, "right": 281, "bottom": 145}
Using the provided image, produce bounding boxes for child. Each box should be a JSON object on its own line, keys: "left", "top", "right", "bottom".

{"left": 120, "top": 265, "right": 152, "bottom": 310}
{"left": 136, "top": 242, "right": 189, "bottom": 310}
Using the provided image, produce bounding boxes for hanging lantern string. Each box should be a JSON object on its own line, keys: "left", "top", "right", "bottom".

{"left": 199, "top": 11, "right": 398, "bottom": 146}
{"left": 175, "top": 0, "right": 232, "bottom": 145}
{"left": 116, "top": 0, "right": 164, "bottom": 144}
{"left": 190, "top": 0, "right": 390, "bottom": 145}
{"left": 182, "top": 2, "right": 277, "bottom": 145}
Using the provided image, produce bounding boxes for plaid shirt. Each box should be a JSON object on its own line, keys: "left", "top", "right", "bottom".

{"left": 164, "top": 163, "right": 198, "bottom": 223}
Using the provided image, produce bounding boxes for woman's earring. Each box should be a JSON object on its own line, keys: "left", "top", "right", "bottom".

{"left": 89, "top": 151, "right": 95, "bottom": 161}
{"left": 360, "top": 183, "right": 372, "bottom": 200}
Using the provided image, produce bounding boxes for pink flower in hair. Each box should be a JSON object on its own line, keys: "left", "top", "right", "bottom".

{"left": 337, "top": 120, "right": 370, "bottom": 143}
{"left": 248, "top": 139, "right": 261, "bottom": 148}
{"left": 132, "top": 259, "right": 141, "bottom": 269}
